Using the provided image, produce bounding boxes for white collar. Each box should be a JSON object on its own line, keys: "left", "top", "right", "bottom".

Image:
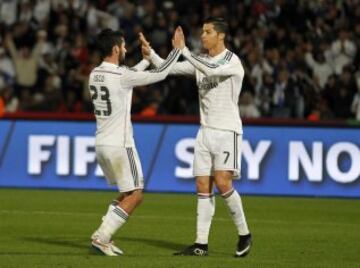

{"left": 209, "top": 49, "right": 228, "bottom": 60}
{"left": 100, "top": 61, "right": 119, "bottom": 68}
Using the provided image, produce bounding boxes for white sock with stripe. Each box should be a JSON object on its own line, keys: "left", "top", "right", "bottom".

{"left": 195, "top": 193, "right": 215, "bottom": 245}
{"left": 96, "top": 205, "right": 129, "bottom": 243}
{"left": 102, "top": 200, "right": 119, "bottom": 221}
{"left": 222, "top": 188, "right": 249, "bottom": 235}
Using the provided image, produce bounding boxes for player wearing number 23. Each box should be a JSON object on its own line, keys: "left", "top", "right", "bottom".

{"left": 88, "top": 27, "right": 183, "bottom": 256}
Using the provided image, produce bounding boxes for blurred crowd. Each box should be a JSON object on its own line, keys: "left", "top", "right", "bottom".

{"left": 1, "top": 0, "right": 360, "bottom": 121}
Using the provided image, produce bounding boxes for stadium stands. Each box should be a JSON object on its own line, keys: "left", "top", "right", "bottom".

{"left": 0, "top": 0, "right": 360, "bottom": 121}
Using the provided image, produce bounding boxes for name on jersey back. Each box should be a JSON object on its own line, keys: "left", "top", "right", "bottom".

{"left": 94, "top": 74, "right": 105, "bottom": 83}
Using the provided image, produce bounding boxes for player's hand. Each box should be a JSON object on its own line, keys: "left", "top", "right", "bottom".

{"left": 139, "top": 32, "right": 150, "bottom": 47}
{"left": 142, "top": 44, "right": 151, "bottom": 60}
{"left": 172, "top": 26, "right": 185, "bottom": 49}
{"left": 139, "top": 32, "right": 151, "bottom": 60}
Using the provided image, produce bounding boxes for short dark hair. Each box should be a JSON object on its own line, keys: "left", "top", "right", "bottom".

{"left": 203, "top": 17, "right": 228, "bottom": 35}
{"left": 96, "top": 28, "right": 124, "bottom": 58}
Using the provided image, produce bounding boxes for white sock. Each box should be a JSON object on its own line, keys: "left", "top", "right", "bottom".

{"left": 101, "top": 200, "right": 119, "bottom": 221}
{"left": 96, "top": 205, "right": 129, "bottom": 243}
{"left": 222, "top": 189, "right": 250, "bottom": 236}
{"left": 195, "top": 193, "right": 215, "bottom": 245}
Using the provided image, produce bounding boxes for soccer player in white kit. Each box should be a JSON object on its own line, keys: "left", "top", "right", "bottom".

{"left": 141, "top": 17, "right": 252, "bottom": 257}
{"left": 89, "top": 27, "right": 184, "bottom": 256}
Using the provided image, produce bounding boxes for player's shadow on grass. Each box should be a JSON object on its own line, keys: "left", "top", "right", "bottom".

{"left": 21, "top": 237, "right": 89, "bottom": 250}
{"left": 22, "top": 236, "right": 187, "bottom": 253}
{"left": 19, "top": 237, "right": 109, "bottom": 256}
{"left": 121, "top": 236, "right": 187, "bottom": 251}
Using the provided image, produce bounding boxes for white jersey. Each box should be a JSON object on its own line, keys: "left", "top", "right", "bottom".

{"left": 89, "top": 48, "right": 181, "bottom": 147}
{"left": 150, "top": 47, "right": 244, "bottom": 134}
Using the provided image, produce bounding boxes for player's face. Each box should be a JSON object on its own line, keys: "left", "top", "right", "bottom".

{"left": 201, "top": 23, "right": 223, "bottom": 50}
{"left": 115, "top": 38, "right": 127, "bottom": 63}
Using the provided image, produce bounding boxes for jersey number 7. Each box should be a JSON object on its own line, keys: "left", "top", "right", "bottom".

{"left": 89, "top": 85, "right": 112, "bottom": 116}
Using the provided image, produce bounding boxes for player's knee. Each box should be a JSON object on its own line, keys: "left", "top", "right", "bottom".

{"left": 133, "top": 190, "right": 144, "bottom": 205}
{"left": 196, "top": 180, "right": 210, "bottom": 193}
{"left": 214, "top": 180, "right": 232, "bottom": 194}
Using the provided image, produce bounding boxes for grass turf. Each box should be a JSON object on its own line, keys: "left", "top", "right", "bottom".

{"left": 0, "top": 189, "right": 359, "bottom": 268}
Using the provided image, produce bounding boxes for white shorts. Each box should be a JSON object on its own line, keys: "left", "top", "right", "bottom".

{"left": 96, "top": 146, "right": 144, "bottom": 192}
{"left": 193, "top": 127, "right": 242, "bottom": 178}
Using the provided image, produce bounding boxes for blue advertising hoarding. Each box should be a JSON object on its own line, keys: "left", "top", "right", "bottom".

{"left": 0, "top": 119, "right": 359, "bottom": 197}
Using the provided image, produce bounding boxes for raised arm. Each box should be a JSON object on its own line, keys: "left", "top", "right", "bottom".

{"left": 32, "top": 30, "right": 46, "bottom": 60}
{"left": 139, "top": 32, "right": 195, "bottom": 76}
{"left": 131, "top": 33, "right": 152, "bottom": 71}
{"left": 132, "top": 59, "right": 150, "bottom": 71}
{"left": 304, "top": 43, "right": 317, "bottom": 70}
{"left": 122, "top": 48, "right": 181, "bottom": 87}
{"left": 122, "top": 27, "right": 184, "bottom": 87}
{"left": 149, "top": 49, "right": 195, "bottom": 76}
{"left": 304, "top": 52, "right": 317, "bottom": 70}
{"left": 4, "top": 34, "right": 18, "bottom": 59}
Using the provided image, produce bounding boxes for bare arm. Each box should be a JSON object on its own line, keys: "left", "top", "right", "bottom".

{"left": 4, "top": 34, "right": 18, "bottom": 59}
{"left": 32, "top": 30, "right": 47, "bottom": 60}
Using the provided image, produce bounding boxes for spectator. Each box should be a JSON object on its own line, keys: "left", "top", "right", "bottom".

{"left": 257, "top": 73, "right": 275, "bottom": 116}
{"left": 33, "top": 0, "right": 51, "bottom": 25}
{"left": 239, "top": 91, "right": 260, "bottom": 118}
{"left": 0, "top": 86, "right": 19, "bottom": 113}
{"left": 31, "top": 74, "right": 62, "bottom": 112}
{"left": 18, "top": 0, "right": 33, "bottom": 23}
{"left": 272, "top": 70, "right": 304, "bottom": 118}
{"left": 0, "top": 0, "right": 17, "bottom": 26}
{"left": 4, "top": 31, "right": 45, "bottom": 94}
{"left": 107, "top": 0, "right": 134, "bottom": 18}
{"left": 330, "top": 28, "right": 357, "bottom": 75}
{"left": 248, "top": 49, "right": 273, "bottom": 96}
{"left": 0, "top": 47, "right": 15, "bottom": 88}
{"left": 304, "top": 42, "right": 333, "bottom": 89}
{"left": 0, "top": 0, "right": 358, "bottom": 121}
{"left": 333, "top": 85, "right": 353, "bottom": 119}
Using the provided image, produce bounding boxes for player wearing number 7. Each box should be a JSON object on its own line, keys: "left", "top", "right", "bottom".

{"left": 141, "top": 17, "right": 252, "bottom": 257}
{"left": 88, "top": 27, "right": 184, "bottom": 256}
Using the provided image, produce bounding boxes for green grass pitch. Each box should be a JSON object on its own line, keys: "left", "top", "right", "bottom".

{"left": 0, "top": 188, "right": 359, "bottom": 268}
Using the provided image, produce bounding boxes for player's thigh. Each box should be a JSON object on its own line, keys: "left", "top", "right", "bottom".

{"left": 96, "top": 146, "right": 144, "bottom": 192}
{"left": 193, "top": 128, "right": 212, "bottom": 177}
{"left": 96, "top": 146, "right": 120, "bottom": 185}
{"left": 121, "top": 147, "right": 144, "bottom": 192}
{"left": 212, "top": 130, "right": 242, "bottom": 178}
